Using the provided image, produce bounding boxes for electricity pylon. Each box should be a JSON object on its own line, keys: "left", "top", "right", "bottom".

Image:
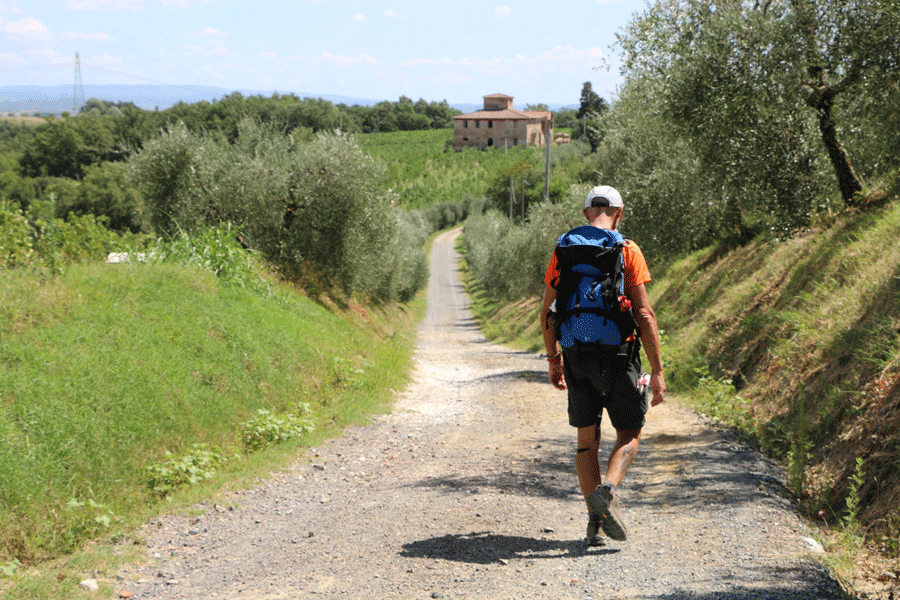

{"left": 74, "top": 52, "right": 85, "bottom": 114}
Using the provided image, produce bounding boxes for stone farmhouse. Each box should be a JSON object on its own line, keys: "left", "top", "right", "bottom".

{"left": 452, "top": 94, "right": 553, "bottom": 151}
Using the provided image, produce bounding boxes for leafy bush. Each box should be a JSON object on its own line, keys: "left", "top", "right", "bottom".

{"left": 241, "top": 404, "right": 316, "bottom": 452}
{"left": 145, "top": 444, "right": 232, "bottom": 498}
{"left": 0, "top": 200, "right": 33, "bottom": 267}
{"left": 149, "top": 222, "right": 271, "bottom": 295}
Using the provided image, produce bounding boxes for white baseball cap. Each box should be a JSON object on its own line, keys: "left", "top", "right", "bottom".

{"left": 584, "top": 185, "right": 623, "bottom": 208}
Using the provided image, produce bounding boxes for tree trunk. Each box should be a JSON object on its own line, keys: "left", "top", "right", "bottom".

{"left": 813, "top": 89, "right": 864, "bottom": 205}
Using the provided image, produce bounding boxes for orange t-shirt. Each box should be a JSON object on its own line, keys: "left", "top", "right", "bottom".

{"left": 544, "top": 238, "right": 651, "bottom": 291}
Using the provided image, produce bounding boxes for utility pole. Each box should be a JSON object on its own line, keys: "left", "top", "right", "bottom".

{"left": 73, "top": 52, "right": 85, "bottom": 115}
{"left": 544, "top": 119, "right": 552, "bottom": 202}
{"left": 509, "top": 177, "right": 515, "bottom": 220}
{"left": 521, "top": 178, "right": 530, "bottom": 226}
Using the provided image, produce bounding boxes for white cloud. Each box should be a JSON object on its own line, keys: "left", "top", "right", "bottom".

{"left": 383, "top": 8, "right": 398, "bottom": 18}
{"left": 2, "top": 17, "right": 50, "bottom": 40}
{"left": 259, "top": 51, "right": 277, "bottom": 60}
{"left": 351, "top": 13, "right": 364, "bottom": 22}
{"left": 493, "top": 5, "right": 512, "bottom": 16}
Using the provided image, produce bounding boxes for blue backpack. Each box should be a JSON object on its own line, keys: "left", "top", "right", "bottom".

{"left": 552, "top": 225, "right": 637, "bottom": 348}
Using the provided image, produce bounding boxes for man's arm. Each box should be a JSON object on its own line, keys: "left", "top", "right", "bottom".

{"left": 625, "top": 283, "right": 666, "bottom": 406}
{"left": 540, "top": 284, "right": 566, "bottom": 390}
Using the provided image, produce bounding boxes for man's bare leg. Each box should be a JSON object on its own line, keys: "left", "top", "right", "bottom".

{"left": 605, "top": 428, "right": 641, "bottom": 487}
{"left": 575, "top": 425, "right": 601, "bottom": 501}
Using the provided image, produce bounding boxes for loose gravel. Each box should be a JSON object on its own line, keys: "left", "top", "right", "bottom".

{"left": 119, "top": 229, "right": 848, "bottom": 600}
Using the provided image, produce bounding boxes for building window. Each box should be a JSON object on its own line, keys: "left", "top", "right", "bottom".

{"left": 488, "top": 138, "right": 494, "bottom": 147}
{"left": 488, "top": 120, "right": 493, "bottom": 128}
{"left": 464, "top": 121, "right": 468, "bottom": 128}
{"left": 475, "top": 121, "right": 480, "bottom": 128}
{"left": 513, "top": 138, "right": 518, "bottom": 146}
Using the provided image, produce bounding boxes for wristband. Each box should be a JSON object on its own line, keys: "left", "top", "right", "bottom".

{"left": 547, "top": 352, "right": 561, "bottom": 362}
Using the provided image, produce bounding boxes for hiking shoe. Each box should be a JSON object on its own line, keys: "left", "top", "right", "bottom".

{"left": 586, "top": 513, "right": 605, "bottom": 546}
{"left": 587, "top": 486, "right": 627, "bottom": 541}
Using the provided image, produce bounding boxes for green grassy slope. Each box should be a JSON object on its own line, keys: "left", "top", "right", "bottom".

{"left": 651, "top": 200, "right": 900, "bottom": 531}
{"left": 0, "top": 262, "right": 420, "bottom": 570}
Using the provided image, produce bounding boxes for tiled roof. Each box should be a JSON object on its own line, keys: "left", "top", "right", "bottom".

{"left": 453, "top": 108, "right": 551, "bottom": 120}
{"left": 483, "top": 93, "right": 514, "bottom": 99}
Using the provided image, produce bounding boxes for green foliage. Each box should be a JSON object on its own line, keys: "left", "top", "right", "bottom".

{"left": 577, "top": 81, "right": 608, "bottom": 121}
{"left": 358, "top": 129, "right": 590, "bottom": 212}
{"left": 0, "top": 199, "right": 33, "bottom": 267}
{"left": 70, "top": 162, "right": 146, "bottom": 233}
{"left": 127, "top": 122, "right": 205, "bottom": 234}
{"left": 786, "top": 391, "right": 813, "bottom": 497}
{"left": 63, "top": 498, "right": 116, "bottom": 542}
{"left": 149, "top": 222, "right": 271, "bottom": 295}
{"left": 241, "top": 404, "right": 316, "bottom": 452}
{"left": 687, "top": 365, "right": 756, "bottom": 436}
{"left": 483, "top": 157, "right": 573, "bottom": 219}
{"left": 130, "top": 121, "right": 425, "bottom": 301}
{"left": 594, "top": 0, "right": 900, "bottom": 255}
{"left": 0, "top": 559, "right": 21, "bottom": 578}
{"left": 842, "top": 457, "right": 866, "bottom": 529}
{"left": 418, "top": 196, "right": 487, "bottom": 232}
{"left": 145, "top": 444, "right": 232, "bottom": 497}
{"left": 19, "top": 116, "right": 120, "bottom": 179}
{"left": 462, "top": 191, "right": 584, "bottom": 301}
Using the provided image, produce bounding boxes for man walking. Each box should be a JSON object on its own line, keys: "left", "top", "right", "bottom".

{"left": 539, "top": 185, "right": 666, "bottom": 546}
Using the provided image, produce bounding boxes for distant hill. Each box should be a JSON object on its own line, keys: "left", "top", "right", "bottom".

{"left": 0, "top": 85, "right": 570, "bottom": 115}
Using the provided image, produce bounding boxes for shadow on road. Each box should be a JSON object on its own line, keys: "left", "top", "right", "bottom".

{"left": 406, "top": 424, "right": 793, "bottom": 514}
{"left": 399, "top": 531, "right": 618, "bottom": 564}
{"left": 404, "top": 436, "right": 575, "bottom": 500}
{"left": 470, "top": 369, "right": 549, "bottom": 384}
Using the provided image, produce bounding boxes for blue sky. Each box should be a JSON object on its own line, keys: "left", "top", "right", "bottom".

{"left": 1, "top": 0, "right": 648, "bottom": 107}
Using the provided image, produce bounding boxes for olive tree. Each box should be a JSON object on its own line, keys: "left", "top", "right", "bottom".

{"left": 615, "top": 0, "right": 900, "bottom": 221}
{"left": 130, "top": 120, "right": 425, "bottom": 301}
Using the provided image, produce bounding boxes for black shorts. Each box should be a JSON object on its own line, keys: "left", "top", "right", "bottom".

{"left": 562, "top": 340, "right": 648, "bottom": 431}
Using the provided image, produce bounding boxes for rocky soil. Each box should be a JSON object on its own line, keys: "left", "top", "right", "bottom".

{"left": 116, "top": 229, "right": 849, "bottom": 600}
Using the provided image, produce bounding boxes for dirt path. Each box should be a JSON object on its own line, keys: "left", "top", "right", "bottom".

{"left": 121, "top": 228, "right": 847, "bottom": 600}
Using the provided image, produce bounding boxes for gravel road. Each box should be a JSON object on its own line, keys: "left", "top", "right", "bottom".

{"left": 121, "top": 228, "right": 848, "bottom": 600}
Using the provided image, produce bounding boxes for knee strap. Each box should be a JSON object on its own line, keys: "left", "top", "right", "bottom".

{"left": 577, "top": 447, "right": 592, "bottom": 454}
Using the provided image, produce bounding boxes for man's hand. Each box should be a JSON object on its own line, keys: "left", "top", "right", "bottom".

{"left": 650, "top": 371, "right": 666, "bottom": 406}
{"left": 549, "top": 359, "right": 567, "bottom": 390}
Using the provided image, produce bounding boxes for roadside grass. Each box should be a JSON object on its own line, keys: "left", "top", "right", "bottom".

{"left": 0, "top": 258, "right": 423, "bottom": 599}
{"left": 455, "top": 234, "right": 543, "bottom": 354}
